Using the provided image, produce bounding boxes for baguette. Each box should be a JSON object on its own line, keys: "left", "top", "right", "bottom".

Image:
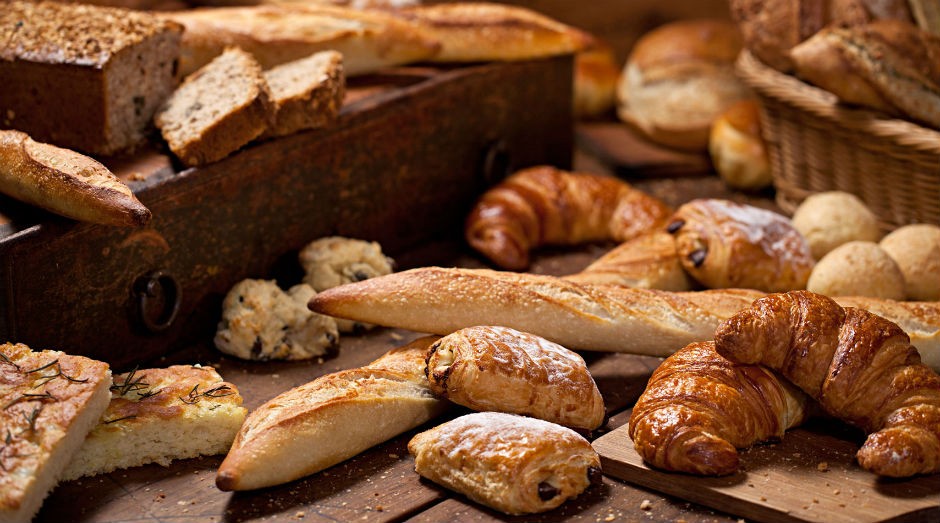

{"left": 0, "top": 130, "right": 151, "bottom": 227}
{"left": 1, "top": 343, "right": 112, "bottom": 523}
{"left": 308, "top": 267, "right": 940, "bottom": 368}
{"left": 215, "top": 336, "right": 446, "bottom": 491}
{"left": 561, "top": 231, "right": 694, "bottom": 291}
{"left": 164, "top": 4, "right": 440, "bottom": 77}
{"left": 395, "top": 2, "right": 590, "bottom": 62}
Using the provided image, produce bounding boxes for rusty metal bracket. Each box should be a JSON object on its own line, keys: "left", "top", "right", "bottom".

{"left": 133, "top": 270, "right": 181, "bottom": 334}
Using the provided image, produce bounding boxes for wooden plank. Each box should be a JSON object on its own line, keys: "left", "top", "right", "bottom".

{"left": 593, "top": 420, "right": 940, "bottom": 523}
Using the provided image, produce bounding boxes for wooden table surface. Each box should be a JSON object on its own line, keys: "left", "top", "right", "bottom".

{"left": 30, "top": 124, "right": 814, "bottom": 523}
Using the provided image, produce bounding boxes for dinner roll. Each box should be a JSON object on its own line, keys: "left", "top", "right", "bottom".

{"left": 708, "top": 99, "right": 772, "bottom": 190}
{"left": 616, "top": 19, "right": 751, "bottom": 151}
{"left": 807, "top": 241, "right": 905, "bottom": 299}
{"left": 791, "top": 191, "right": 882, "bottom": 259}
{"left": 879, "top": 224, "right": 940, "bottom": 300}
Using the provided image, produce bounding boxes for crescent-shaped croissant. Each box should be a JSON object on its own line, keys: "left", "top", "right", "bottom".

{"left": 629, "top": 341, "right": 809, "bottom": 476}
{"left": 715, "top": 290, "right": 940, "bottom": 477}
{"left": 465, "top": 166, "right": 672, "bottom": 270}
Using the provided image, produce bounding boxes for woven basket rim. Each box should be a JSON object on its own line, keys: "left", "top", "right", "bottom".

{"left": 735, "top": 50, "right": 940, "bottom": 154}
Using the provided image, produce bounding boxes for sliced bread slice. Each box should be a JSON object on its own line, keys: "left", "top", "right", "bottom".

{"left": 154, "top": 47, "right": 272, "bottom": 167}
{"left": 262, "top": 50, "right": 346, "bottom": 138}
{"left": 0, "top": 343, "right": 111, "bottom": 523}
{"left": 61, "top": 365, "right": 247, "bottom": 481}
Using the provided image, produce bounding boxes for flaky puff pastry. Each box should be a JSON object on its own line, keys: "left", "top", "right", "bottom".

{"left": 425, "top": 326, "right": 605, "bottom": 430}
{"left": 629, "top": 341, "right": 809, "bottom": 475}
{"left": 465, "top": 166, "right": 672, "bottom": 270}
{"left": 715, "top": 290, "right": 940, "bottom": 477}
{"left": 668, "top": 199, "right": 814, "bottom": 292}
{"left": 408, "top": 412, "right": 602, "bottom": 515}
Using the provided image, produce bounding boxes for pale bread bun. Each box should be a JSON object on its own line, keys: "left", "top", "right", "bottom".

{"left": 574, "top": 35, "right": 619, "bottom": 118}
{"left": 616, "top": 19, "right": 751, "bottom": 151}
{"left": 708, "top": 99, "right": 772, "bottom": 190}
{"left": 807, "top": 241, "right": 905, "bottom": 299}
{"left": 791, "top": 191, "right": 882, "bottom": 259}
{"left": 879, "top": 224, "right": 940, "bottom": 300}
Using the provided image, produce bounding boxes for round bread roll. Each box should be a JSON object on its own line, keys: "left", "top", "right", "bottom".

{"left": 806, "top": 241, "right": 905, "bottom": 299}
{"left": 574, "top": 35, "right": 619, "bottom": 118}
{"left": 616, "top": 19, "right": 751, "bottom": 151}
{"left": 708, "top": 99, "right": 772, "bottom": 190}
{"left": 791, "top": 191, "right": 882, "bottom": 259}
{"left": 879, "top": 224, "right": 940, "bottom": 300}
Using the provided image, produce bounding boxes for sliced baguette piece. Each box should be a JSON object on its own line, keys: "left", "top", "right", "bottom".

{"left": 61, "top": 365, "right": 247, "bottom": 481}
{"left": 0, "top": 343, "right": 111, "bottom": 523}
{"left": 262, "top": 50, "right": 346, "bottom": 139}
{"left": 216, "top": 337, "right": 446, "bottom": 491}
{"left": 164, "top": 4, "right": 441, "bottom": 77}
{"left": 0, "top": 130, "right": 151, "bottom": 227}
{"left": 396, "top": 2, "right": 590, "bottom": 62}
{"left": 307, "top": 267, "right": 940, "bottom": 367}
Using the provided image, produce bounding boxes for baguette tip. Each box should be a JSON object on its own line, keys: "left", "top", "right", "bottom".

{"left": 215, "top": 468, "right": 238, "bottom": 491}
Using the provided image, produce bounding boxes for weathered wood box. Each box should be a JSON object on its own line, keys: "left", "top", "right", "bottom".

{"left": 0, "top": 56, "right": 573, "bottom": 369}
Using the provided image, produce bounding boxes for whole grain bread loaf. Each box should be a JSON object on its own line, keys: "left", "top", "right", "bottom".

{"left": 154, "top": 47, "right": 273, "bottom": 167}
{"left": 0, "top": 1, "right": 182, "bottom": 156}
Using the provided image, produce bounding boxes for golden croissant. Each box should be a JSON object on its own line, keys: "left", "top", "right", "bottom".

{"left": 629, "top": 341, "right": 809, "bottom": 475}
{"left": 715, "top": 290, "right": 940, "bottom": 477}
{"left": 465, "top": 166, "right": 672, "bottom": 270}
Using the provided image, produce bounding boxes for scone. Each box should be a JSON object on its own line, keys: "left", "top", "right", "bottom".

{"left": 408, "top": 412, "right": 602, "bottom": 515}
{"left": 299, "top": 236, "right": 394, "bottom": 332}
{"left": 807, "top": 241, "right": 906, "bottom": 299}
{"left": 668, "top": 199, "right": 815, "bottom": 292}
{"left": 791, "top": 191, "right": 882, "bottom": 259}
{"left": 425, "top": 326, "right": 605, "bottom": 430}
{"left": 215, "top": 280, "right": 339, "bottom": 360}
{"left": 879, "top": 224, "right": 940, "bottom": 301}
{"left": 61, "top": 365, "right": 247, "bottom": 481}
{"left": 0, "top": 343, "right": 111, "bottom": 523}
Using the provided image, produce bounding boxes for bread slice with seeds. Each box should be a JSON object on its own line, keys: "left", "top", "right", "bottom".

{"left": 0, "top": 343, "right": 111, "bottom": 523}
{"left": 154, "top": 47, "right": 272, "bottom": 167}
{"left": 61, "top": 365, "right": 247, "bottom": 481}
{"left": 262, "top": 50, "right": 346, "bottom": 138}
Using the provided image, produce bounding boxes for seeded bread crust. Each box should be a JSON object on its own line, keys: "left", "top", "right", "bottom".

{"left": 61, "top": 365, "right": 247, "bottom": 481}
{"left": 0, "top": 343, "right": 111, "bottom": 523}
{"left": 262, "top": 50, "right": 346, "bottom": 138}
{"left": 0, "top": 1, "right": 182, "bottom": 155}
{"left": 155, "top": 47, "right": 273, "bottom": 167}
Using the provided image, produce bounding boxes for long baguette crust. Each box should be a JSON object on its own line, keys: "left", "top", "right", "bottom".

{"left": 216, "top": 337, "right": 445, "bottom": 491}
{"left": 562, "top": 231, "right": 693, "bottom": 291}
{"left": 0, "top": 130, "right": 151, "bottom": 226}
{"left": 308, "top": 267, "right": 940, "bottom": 364}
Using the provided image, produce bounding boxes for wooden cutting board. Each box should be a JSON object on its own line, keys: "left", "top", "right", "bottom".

{"left": 592, "top": 420, "right": 940, "bottom": 523}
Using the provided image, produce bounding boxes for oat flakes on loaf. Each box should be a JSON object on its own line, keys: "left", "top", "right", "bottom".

{"left": 215, "top": 279, "right": 338, "bottom": 360}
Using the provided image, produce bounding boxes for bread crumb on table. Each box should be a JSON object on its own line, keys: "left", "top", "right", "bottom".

{"left": 817, "top": 461, "right": 829, "bottom": 472}
{"left": 639, "top": 499, "right": 652, "bottom": 511}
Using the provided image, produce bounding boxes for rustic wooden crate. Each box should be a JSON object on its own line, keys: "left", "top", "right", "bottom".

{"left": 0, "top": 57, "right": 574, "bottom": 369}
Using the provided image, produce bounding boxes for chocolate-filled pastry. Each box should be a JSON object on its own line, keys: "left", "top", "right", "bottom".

{"left": 668, "top": 199, "right": 814, "bottom": 292}
{"left": 715, "top": 290, "right": 940, "bottom": 477}
{"left": 465, "top": 166, "right": 672, "bottom": 270}
{"left": 629, "top": 341, "right": 809, "bottom": 476}
{"left": 408, "top": 412, "right": 602, "bottom": 515}
{"left": 425, "top": 326, "right": 605, "bottom": 430}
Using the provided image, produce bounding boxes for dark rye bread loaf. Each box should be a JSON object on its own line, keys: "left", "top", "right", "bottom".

{"left": 0, "top": 1, "right": 182, "bottom": 156}
{"left": 155, "top": 47, "right": 273, "bottom": 167}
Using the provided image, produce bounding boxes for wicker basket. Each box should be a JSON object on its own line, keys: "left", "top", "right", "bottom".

{"left": 735, "top": 50, "right": 940, "bottom": 230}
